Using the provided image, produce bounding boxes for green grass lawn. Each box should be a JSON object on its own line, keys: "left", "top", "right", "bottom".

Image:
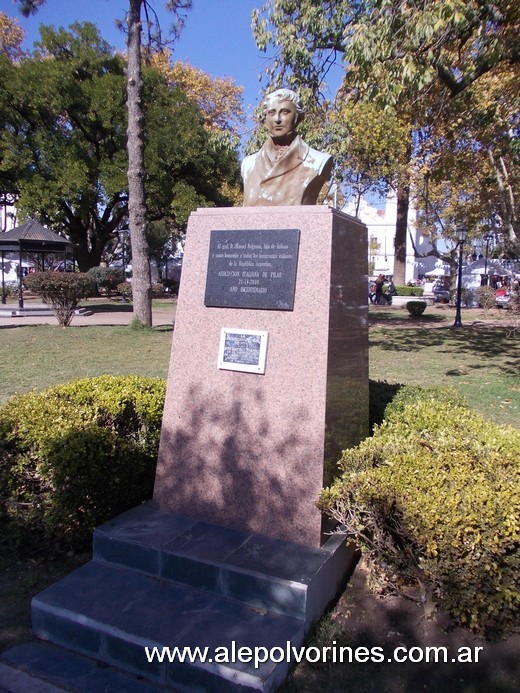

{"left": 0, "top": 309, "right": 518, "bottom": 428}
{"left": 370, "top": 325, "right": 519, "bottom": 428}
{"left": 0, "top": 324, "right": 173, "bottom": 403}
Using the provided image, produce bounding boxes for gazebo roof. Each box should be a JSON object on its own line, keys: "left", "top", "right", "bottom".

{"left": 0, "top": 220, "right": 74, "bottom": 253}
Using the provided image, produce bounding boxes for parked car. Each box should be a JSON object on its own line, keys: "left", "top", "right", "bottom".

{"left": 496, "top": 289, "right": 511, "bottom": 309}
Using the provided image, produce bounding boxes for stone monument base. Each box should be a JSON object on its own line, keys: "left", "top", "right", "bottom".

{"left": 0, "top": 504, "right": 357, "bottom": 692}
{"left": 154, "top": 206, "right": 368, "bottom": 548}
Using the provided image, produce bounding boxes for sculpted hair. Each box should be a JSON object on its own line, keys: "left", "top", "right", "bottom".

{"left": 263, "top": 88, "right": 305, "bottom": 123}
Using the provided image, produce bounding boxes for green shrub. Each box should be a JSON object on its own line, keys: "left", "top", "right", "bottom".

{"left": 383, "top": 383, "right": 466, "bottom": 419}
{"left": 151, "top": 282, "right": 165, "bottom": 298}
{"left": 0, "top": 375, "right": 166, "bottom": 551}
{"left": 369, "top": 379, "right": 402, "bottom": 432}
{"left": 395, "top": 285, "right": 424, "bottom": 296}
{"left": 2, "top": 281, "right": 18, "bottom": 297}
{"left": 475, "top": 286, "right": 497, "bottom": 310}
{"left": 512, "top": 288, "right": 520, "bottom": 312}
{"left": 319, "top": 385, "right": 520, "bottom": 636}
{"left": 406, "top": 300, "right": 427, "bottom": 317}
{"left": 87, "top": 266, "right": 124, "bottom": 298}
{"left": 461, "top": 288, "right": 475, "bottom": 307}
{"left": 117, "top": 281, "right": 132, "bottom": 300}
{"left": 23, "top": 271, "right": 95, "bottom": 326}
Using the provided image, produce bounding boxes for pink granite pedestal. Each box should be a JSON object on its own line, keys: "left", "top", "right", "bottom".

{"left": 153, "top": 206, "right": 368, "bottom": 548}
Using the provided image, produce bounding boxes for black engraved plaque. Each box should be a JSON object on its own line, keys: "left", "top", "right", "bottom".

{"left": 204, "top": 228, "right": 300, "bottom": 310}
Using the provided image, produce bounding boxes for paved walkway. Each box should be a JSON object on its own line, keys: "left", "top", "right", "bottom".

{"left": 0, "top": 300, "right": 176, "bottom": 328}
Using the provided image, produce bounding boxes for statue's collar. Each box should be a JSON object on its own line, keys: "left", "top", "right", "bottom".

{"left": 260, "top": 136, "right": 309, "bottom": 179}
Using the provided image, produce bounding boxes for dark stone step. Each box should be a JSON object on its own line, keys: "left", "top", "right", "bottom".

{"left": 1, "top": 642, "right": 164, "bottom": 692}
{"left": 93, "top": 504, "right": 355, "bottom": 621}
{"left": 31, "top": 560, "right": 303, "bottom": 691}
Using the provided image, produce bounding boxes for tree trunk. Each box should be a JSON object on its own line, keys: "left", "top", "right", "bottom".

{"left": 393, "top": 181, "right": 409, "bottom": 286}
{"left": 126, "top": 0, "right": 152, "bottom": 326}
{"left": 488, "top": 148, "right": 519, "bottom": 246}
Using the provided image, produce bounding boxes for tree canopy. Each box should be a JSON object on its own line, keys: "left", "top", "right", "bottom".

{"left": 0, "top": 12, "right": 25, "bottom": 61}
{"left": 0, "top": 21, "right": 241, "bottom": 271}
{"left": 345, "top": 0, "right": 519, "bottom": 102}
{"left": 251, "top": 0, "right": 519, "bottom": 270}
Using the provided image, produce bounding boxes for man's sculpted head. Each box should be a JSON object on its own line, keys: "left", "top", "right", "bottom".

{"left": 263, "top": 89, "right": 305, "bottom": 122}
{"left": 241, "top": 87, "right": 332, "bottom": 206}
{"left": 263, "top": 89, "right": 304, "bottom": 145}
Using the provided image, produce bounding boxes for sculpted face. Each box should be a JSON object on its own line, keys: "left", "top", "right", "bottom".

{"left": 265, "top": 99, "right": 299, "bottom": 144}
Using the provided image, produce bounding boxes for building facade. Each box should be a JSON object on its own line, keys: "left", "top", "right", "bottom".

{"left": 343, "top": 192, "right": 434, "bottom": 283}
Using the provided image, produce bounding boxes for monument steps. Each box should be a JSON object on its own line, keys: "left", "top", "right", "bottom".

{"left": 25, "top": 505, "right": 356, "bottom": 692}
{"left": 31, "top": 559, "right": 303, "bottom": 691}
{"left": 92, "top": 504, "right": 341, "bottom": 620}
{"left": 1, "top": 641, "right": 164, "bottom": 693}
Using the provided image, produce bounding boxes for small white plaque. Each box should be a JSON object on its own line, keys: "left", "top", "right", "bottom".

{"left": 218, "top": 328, "right": 268, "bottom": 374}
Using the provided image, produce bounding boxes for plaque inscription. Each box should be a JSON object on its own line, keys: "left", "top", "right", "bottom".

{"left": 204, "top": 228, "right": 300, "bottom": 310}
{"left": 218, "top": 328, "right": 268, "bottom": 374}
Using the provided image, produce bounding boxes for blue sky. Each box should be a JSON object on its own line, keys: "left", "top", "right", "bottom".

{"left": 1, "top": 0, "right": 268, "bottom": 139}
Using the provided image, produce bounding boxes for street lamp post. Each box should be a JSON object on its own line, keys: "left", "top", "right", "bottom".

{"left": 453, "top": 225, "right": 467, "bottom": 328}
{"left": 483, "top": 234, "right": 492, "bottom": 285}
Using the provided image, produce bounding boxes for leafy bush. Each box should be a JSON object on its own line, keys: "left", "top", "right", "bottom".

{"left": 87, "top": 266, "right": 124, "bottom": 297}
{"left": 369, "top": 379, "right": 402, "bottom": 433}
{"left": 475, "top": 286, "right": 497, "bottom": 310}
{"left": 395, "top": 285, "right": 424, "bottom": 296}
{"left": 319, "top": 385, "right": 520, "bottom": 636}
{"left": 1, "top": 281, "right": 18, "bottom": 298}
{"left": 117, "top": 281, "right": 132, "bottom": 300}
{"left": 383, "top": 383, "right": 466, "bottom": 417}
{"left": 0, "top": 375, "right": 166, "bottom": 551}
{"left": 162, "top": 278, "right": 179, "bottom": 295}
{"left": 151, "top": 282, "right": 165, "bottom": 298}
{"left": 461, "top": 288, "right": 475, "bottom": 307}
{"left": 23, "top": 271, "right": 95, "bottom": 326}
{"left": 406, "top": 300, "right": 427, "bottom": 317}
{"left": 512, "top": 288, "right": 520, "bottom": 313}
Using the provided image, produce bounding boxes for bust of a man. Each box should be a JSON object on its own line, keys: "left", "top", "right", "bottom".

{"left": 242, "top": 88, "right": 333, "bottom": 206}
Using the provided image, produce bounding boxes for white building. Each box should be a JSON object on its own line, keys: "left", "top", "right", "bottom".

{"left": 343, "top": 191, "right": 434, "bottom": 284}
{"left": 0, "top": 201, "right": 17, "bottom": 233}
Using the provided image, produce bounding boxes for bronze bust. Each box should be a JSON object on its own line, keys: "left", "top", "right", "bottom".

{"left": 242, "top": 89, "right": 333, "bottom": 206}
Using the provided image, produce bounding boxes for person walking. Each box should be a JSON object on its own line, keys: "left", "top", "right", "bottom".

{"left": 374, "top": 274, "right": 385, "bottom": 304}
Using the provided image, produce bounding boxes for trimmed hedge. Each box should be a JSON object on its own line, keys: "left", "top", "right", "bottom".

{"left": 319, "top": 385, "right": 520, "bottom": 636}
{"left": 23, "top": 272, "right": 95, "bottom": 326}
{"left": 0, "top": 375, "right": 166, "bottom": 551}
{"left": 87, "top": 266, "right": 125, "bottom": 297}
{"left": 406, "top": 300, "right": 427, "bottom": 316}
{"left": 117, "top": 281, "right": 133, "bottom": 299}
{"left": 395, "top": 285, "right": 424, "bottom": 296}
